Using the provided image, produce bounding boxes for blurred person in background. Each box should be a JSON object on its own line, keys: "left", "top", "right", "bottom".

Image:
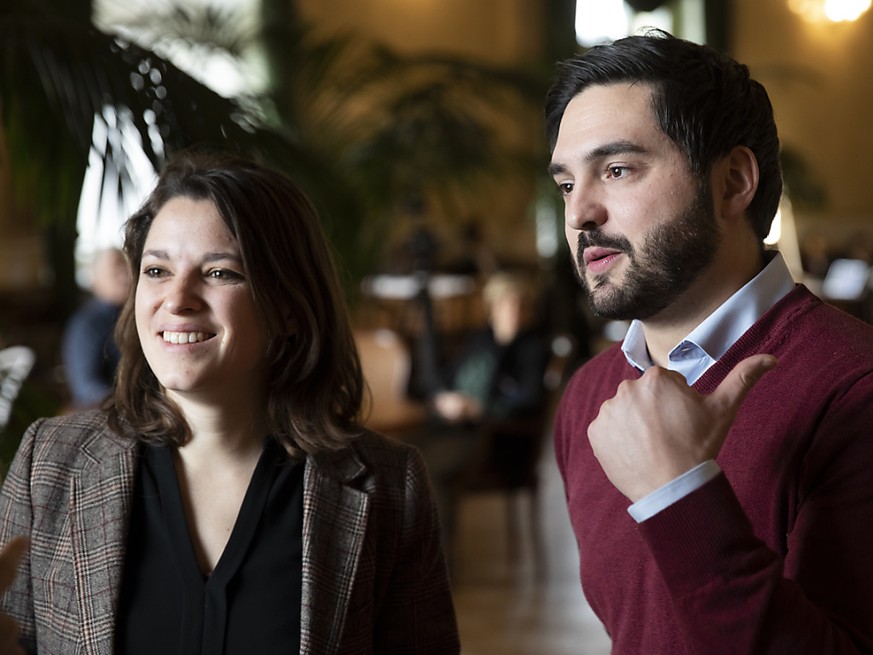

{"left": 62, "top": 247, "right": 131, "bottom": 410}
{"left": 432, "top": 271, "right": 549, "bottom": 426}
{"left": 417, "top": 270, "right": 550, "bottom": 542}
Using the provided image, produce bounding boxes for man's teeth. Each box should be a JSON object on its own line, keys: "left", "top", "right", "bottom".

{"left": 162, "top": 331, "right": 209, "bottom": 344}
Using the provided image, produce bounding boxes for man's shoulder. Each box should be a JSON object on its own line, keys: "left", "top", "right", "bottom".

{"left": 770, "top": 286, "right": 873, "bottom": 358}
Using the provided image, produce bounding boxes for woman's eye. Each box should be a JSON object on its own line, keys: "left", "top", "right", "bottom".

{"left": 208, "top": 269, "right": 243, "bottom": 280}
{"left": 142, "top": 267, "right": 163, "bottom": 278}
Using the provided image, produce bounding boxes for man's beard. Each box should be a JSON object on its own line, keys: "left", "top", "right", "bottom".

{"left": 572, "top": 183, "right": 721, "bottom": 321}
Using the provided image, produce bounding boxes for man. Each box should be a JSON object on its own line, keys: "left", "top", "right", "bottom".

{"left": 547, "top": 31, "right": 873, "bottom": 653}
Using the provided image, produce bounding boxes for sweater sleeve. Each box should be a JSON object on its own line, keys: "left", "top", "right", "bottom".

{"left": 638, "top": 371, "right": 873, "bottom": 654}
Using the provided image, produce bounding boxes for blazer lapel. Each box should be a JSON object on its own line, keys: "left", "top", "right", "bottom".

{"left": 69, "top": 432, "right": 137, "bottom": 655}
{"left": 300, "top": 448, "right": 369, "bottom": 655}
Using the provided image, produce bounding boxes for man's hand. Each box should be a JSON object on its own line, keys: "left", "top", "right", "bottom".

{"left": 0, "top": 537, "right": 27, "bottom": 655}
{"left": 588, "top": 354, "right": 777, "bottom": 502}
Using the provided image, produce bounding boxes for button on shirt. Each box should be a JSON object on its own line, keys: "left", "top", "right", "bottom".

{"left": 620, "top": 251, "right": 796, "bottom": 521}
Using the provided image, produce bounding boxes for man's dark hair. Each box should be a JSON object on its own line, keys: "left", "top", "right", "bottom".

{"left": 545, "top": 30, "right": 782, "bottom": 241}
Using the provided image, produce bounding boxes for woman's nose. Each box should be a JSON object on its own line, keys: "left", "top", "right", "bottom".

{"left": 163, "top": 274, "right": 203, "bottom": 313}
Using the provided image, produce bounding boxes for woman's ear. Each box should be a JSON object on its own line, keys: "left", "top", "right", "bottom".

{"left": 716, "top": 145, "right": 759, "bottom": 221}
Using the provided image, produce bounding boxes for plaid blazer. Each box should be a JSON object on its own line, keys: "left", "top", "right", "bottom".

{"left": 0, "top": 411, "right": 460, "bottom": 654}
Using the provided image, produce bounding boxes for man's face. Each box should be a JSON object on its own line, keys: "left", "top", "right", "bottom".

{"left": 549, "top": 83, "right": 721, "bottom": 321}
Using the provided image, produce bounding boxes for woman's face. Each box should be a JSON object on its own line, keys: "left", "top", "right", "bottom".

{"left": 134, "top": 196, "right": 271, "bottom": 406}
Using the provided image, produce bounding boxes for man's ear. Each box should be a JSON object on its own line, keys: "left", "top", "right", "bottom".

{"left": 717, "top": 145, "right": 759, "bottom": 221}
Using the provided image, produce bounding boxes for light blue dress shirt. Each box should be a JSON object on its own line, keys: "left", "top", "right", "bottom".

{"left": 620, "top": 251, "right": 796, "bottom": 522}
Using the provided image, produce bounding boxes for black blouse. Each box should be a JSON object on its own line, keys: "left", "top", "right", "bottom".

{"left": 115, "top": 437, "right": 304, "bottom": 654}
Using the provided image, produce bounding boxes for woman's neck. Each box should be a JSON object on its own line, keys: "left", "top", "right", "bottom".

{"left": 169, "top": 390, "right": 270, "bottom": 463}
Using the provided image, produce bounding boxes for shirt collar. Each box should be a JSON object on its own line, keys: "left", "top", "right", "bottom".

{"left": 621, "top": 251, "right": 796, "bottom": 383}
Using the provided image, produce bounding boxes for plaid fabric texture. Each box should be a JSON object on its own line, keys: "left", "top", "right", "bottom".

{"left": 0, "top": 411, "right": 459, "bottom": 654}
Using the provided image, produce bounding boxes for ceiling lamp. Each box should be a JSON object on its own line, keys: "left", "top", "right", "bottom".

{"left": 788, "top": 0, "right": 872, "bottom": 22}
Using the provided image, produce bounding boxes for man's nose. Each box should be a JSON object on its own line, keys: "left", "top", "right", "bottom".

{"left": 565, "top": 182, "right": 607, "bottom": 232}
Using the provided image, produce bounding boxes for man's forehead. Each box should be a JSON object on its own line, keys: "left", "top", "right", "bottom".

{"left": 551, "top": 85, "right": 658, "bottom": 162}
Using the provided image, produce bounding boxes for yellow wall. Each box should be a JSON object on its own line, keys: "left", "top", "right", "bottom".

{"left": 297, "top": 0, "right": 543, "bottom": 64}
{"left": 732, "top": 1, "right": 873, "bottom": 244}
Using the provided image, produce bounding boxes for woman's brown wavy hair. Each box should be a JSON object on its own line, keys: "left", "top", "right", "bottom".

{"left": 106, "top": 150, "right": 364, "bottom": 455}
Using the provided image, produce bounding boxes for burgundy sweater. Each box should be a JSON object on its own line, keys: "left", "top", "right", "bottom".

{"left": 555, "top": 286, "right": 873, "bottom": 654}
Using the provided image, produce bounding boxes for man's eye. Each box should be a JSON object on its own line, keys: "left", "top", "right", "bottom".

{"left": 608, "top": 166, "right": 628, "bottom": 178}
{"left": 557, "top": 182, "right": 573, "bottom": 195}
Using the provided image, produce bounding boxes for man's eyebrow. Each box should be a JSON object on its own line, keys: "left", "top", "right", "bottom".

{"left": 586, "top": 140, "right": 648, "bottom": 161}
{"left": 547, "top": 162, "right": 568, "bottom": 177}
{"left": 548, "top": 139, "right": 649, "bottom": 177}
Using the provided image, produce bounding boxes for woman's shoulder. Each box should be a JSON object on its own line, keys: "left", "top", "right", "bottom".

{"left": 310, "top": 428, "right": 426, "bottom": 485}
{"left": 20, "top": 410, "right": 133, "bottom": 462}
{"left": 349, "top": 428, "right": 421, "bottom": 468}
{"left": 27, "top": 409, "right": 110, "bottom": 436}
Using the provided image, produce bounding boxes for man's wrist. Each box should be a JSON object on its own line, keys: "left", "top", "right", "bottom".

{"left": 627, "top": 460, "right": 721, "bottom": 522}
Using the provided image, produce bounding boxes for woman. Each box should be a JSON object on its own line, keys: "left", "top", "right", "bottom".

{"left": 0, "top": 151, "right": 459, "bottom": 654}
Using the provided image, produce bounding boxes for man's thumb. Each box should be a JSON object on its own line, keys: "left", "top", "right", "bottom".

{"left": 711, "top": 354, "right": 777, "bottom": 414}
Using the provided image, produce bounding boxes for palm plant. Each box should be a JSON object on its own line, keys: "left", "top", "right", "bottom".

{"left": 129, "top": 0, "right": 551, "bottom": 281}
{"left": 3, "top": 0, "right": 549, "bottom": 306}
{"left": 0, "top": 0, "right": 561, "bottom": 465}
{"left": 2, "top": 0, "right": 343, "bottom": 306}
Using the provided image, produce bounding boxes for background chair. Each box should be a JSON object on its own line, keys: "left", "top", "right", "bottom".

{"left": 446, "top": 333, "right": 576, "bottom": 577}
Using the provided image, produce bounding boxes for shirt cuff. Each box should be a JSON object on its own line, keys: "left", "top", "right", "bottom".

{"left": 627, "top": 460, "right": 722, "bottom": 523}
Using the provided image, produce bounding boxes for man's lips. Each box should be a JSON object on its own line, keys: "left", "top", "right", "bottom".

{"left": 583, "top": 247, "right": 624, "bottom": 267}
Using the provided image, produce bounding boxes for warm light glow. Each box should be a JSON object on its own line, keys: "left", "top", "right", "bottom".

{"left": 764, "top": 208, "right": 782, "bottom": 246}
{"left": 575, "top": 0, "right": 630, "bottom": 46}
{"left": 788, "top": 0, "right": 872, "bottom": 22}
{"left": 574, "top": 0, "right": 674, "bottom": 46}
{"left": 767, "top": 196, "right": 805, "bottom": 282}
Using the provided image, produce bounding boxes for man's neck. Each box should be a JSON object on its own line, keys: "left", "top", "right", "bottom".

{"left": 641, "top": 247, "right": 767, "bottom": 367}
